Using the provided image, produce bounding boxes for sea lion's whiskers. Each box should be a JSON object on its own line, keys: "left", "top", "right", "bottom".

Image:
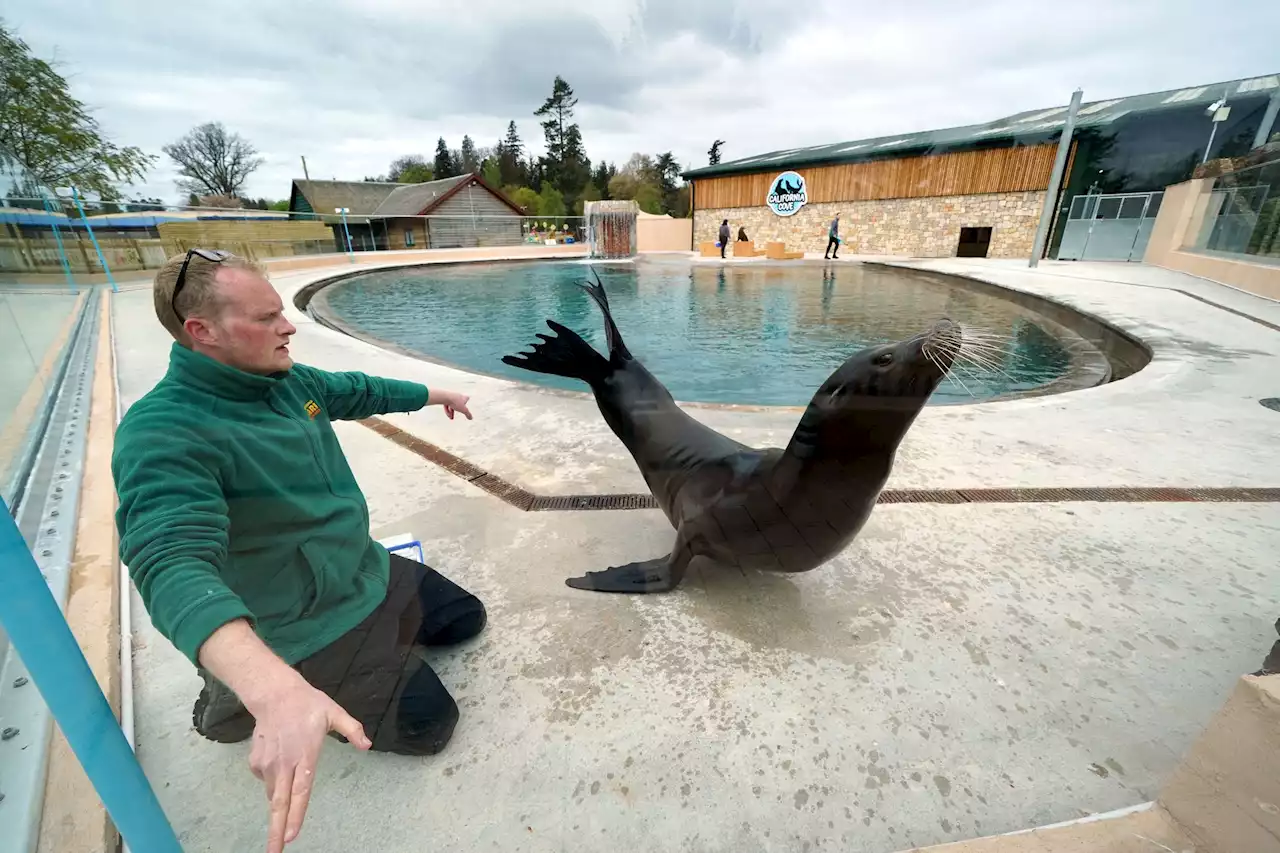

{"left": 945, "top": 361, "right": 978, "bottom": 398}
{"left": 954, "top": 348, "right": 1017, "bottom": 382}
{"left": 955, "top": 349, "right": 1005, "bottom": 373}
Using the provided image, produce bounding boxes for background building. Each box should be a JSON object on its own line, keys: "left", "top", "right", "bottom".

{"left": 683, "top": 74, "right": 1280, "bottom": 261}
{"left": 288, "top": 174, "right": 527, "bottom": 251}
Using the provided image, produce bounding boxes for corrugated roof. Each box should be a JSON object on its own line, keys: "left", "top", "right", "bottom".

{"left": 371, "top": 175, "right": 471, "bottom": 215}
{"left": 683, "top": 73, "right": 1280, "bottom": 179}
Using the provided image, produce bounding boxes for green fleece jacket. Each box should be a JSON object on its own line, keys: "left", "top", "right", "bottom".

{"left": 112, "top": 342, "right": 430, "bottom": 667}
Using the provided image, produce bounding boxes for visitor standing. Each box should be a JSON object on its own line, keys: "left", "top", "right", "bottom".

{"left": 719, "top": 219, "right": 730, "bottom": 258}
{"left": 825, "top": 213, "right": 841, "bottom": 260}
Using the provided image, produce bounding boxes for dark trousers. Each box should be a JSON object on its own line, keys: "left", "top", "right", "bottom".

{"left": 825, "top": 236, "right": 839, "bottom": 258}
{"left": 720, "top": 237, "right": 728, "bottom": 258}
{"left": 193, "top": 554, "right": 487, "bottom": 756}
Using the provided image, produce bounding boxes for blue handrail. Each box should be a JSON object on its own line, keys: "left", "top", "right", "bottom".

{"left": 0, "top": 505, "right": 182, "bottom": 852}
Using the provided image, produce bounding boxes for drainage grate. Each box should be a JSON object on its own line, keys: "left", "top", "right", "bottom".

{"left": 529, "top": 494, "right": 660, "bottom": 512}
{"left": 359, "top": 418, "right": 1280, "bottom": 513}
{"left": 878, "top": 489, "right": 967, "bottom": 504}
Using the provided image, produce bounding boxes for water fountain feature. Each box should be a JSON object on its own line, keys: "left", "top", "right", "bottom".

{"left": 585, "top": 199, "right": 639, "bottom": 259}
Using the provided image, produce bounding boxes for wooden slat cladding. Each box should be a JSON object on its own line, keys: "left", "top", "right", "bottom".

{"left": 692, "top": 144, "right": 1059, "bottom": 210}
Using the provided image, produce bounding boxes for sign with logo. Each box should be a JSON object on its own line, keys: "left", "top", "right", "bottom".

{"left": 766, "top": 171, "right": 808, "bottom": 216}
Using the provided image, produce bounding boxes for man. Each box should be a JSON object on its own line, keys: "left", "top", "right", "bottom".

{"left": 825, "top": 212, "right": 841, "bottom": 260}
{"left": 112, "top": 249, "right": 483, "bottom": 853}
{"left": 718, "top": 218, "right": 730, "bottom": 259}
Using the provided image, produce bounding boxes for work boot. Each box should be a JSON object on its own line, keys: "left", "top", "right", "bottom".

{"left": 1252, "top": 617, "right": 1280, "bottom": 677}
{"left": 192, "top": 670, "right": 256, "bottom": 743}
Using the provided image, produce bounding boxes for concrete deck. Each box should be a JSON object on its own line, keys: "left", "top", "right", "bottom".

{"left": 111, "top": 255, "right": 1280, "bottom": 852}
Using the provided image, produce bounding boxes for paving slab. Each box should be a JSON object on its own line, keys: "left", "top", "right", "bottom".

{"left": 109, "top": 258, "right": 1280, "bottom": 853}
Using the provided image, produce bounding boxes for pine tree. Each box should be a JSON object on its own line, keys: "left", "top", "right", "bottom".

{"left": 433, "top": 137, "right": 456, "bottom": 179}
{"left": 592, "top": 161, "right": 617, "bottom": 200}
{"left": 708, "top": 140, "right": 725, "bottom": 165}
{"left": 460, "top": 135, "right": 479, "bottom": 174}
{"left": 500, "top": 121, "right": 525, "bottom": 187}
{"left": 534, "top": 76, "right": 591, "bottom": 210}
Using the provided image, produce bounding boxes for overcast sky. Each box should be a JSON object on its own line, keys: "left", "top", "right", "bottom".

{"left": 7, "top": 0, "right": 1278, "bottom": 204}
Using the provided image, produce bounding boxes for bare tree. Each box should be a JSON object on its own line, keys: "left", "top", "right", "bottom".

{"left": 162, "top": 122, "right": 263, "bottom": 198}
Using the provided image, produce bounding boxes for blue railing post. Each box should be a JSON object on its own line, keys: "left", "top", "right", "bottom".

{"left": 67, "top": 186, "right": 118, "bottom": 292}
{"left": 0, "top": 505, "right": 182, "bottom": 852}
{"left": 40, "top": 193, "right": 77, "bottom": 293}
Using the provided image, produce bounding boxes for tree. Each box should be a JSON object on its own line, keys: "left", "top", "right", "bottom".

{"left": 499, "top": 121, "right": 525, "bottom": 186}
{"left": 524, "top": 155, "right": 543, "bottom": 192}
{"left": 481, "top": 156, "right": 501, "bottom": 188}
{"left": 534, "top": 76, "right": 590, "bottom": 210}
{"left": 632, "top": 182, "right": 662, "bottom": 214}
{"left": 574, "top": 179, "right": 602, "bottom": 215}
{"left": 508, "top": 186, "right": 540, "bottom": 214}
{"left": 608, "top": 153, "right": 658, "bottom": 201}
{"left": 433, "top": 137, "right": 456, "bottom": 179}
{"left": 163, "top": 122, "right": 263, "bottom": 198}
{"left": 0, "top": 24, "right": 154, "bottom": 198}
{"left": 592, "top": 161, "right": 617, "bottom": 199}
{"left": 653, "top": 151, "right": 682, "bottom": 214}
{"left": 537, "top": 182, "right": 566, "bottom": 217}
{"left": 460, "top": 135, "right": 479, "bottom": 175}
{"left": 708, "top": 139, "right": 725, "bottom": 165}
{"left": 388, "top": 154, "right": 432, "bottom": 183}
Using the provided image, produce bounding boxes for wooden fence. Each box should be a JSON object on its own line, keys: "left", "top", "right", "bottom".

{"left": 0, "top": 221, "right": 334, "bottom": 275}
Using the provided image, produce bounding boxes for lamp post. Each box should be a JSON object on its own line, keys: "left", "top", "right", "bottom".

{"left": 57, "top": 185, "right": 118, "bottom": 292}
{"left": 1202, "top": 98, "right": 1230, "bottom": 164}
{"left": 335, "top": 207, "right": 354, "bottom": 262}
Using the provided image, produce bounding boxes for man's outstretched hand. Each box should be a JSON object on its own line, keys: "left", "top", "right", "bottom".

{"left": 429, "top": 388, "right": 473, "bottom": 420}
{"left": 196, "top": 620, "right": 372, "bottom": 853}
{"left": 246, "top": 674, "right": 371, "bottom": 853}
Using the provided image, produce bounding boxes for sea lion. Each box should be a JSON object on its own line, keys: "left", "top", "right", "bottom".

{"left": 501, "top": 271, "right": 961, "bottom": 594}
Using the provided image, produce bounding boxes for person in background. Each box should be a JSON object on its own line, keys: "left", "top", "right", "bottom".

{"left": 719, "top": 219, "right": 730, "bottom": 258}
{"left": 825, "top": 212, "right": 841, "bottom": 260}
{"left": 113, "top": 249, "right": 483, "bottom": 853}
{"left": 737, "top": 226, "right": 750, "bottom": 242}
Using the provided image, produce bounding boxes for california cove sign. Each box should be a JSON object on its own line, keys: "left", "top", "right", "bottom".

{"left": 766, "top": 171, "right": 808, "bottom": 216}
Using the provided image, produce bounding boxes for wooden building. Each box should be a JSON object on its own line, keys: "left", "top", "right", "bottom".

{"left": 288, "top": 174, "right": 526, "bottom": 251}
{"left": 682, "top": 73, "right": 1280, "bottom": 260}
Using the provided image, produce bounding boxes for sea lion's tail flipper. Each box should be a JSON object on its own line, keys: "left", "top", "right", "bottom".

{"left": 578, "top": 268, "right": 632, "bottom": 363}
{"left": 501, "top": 319, "right": 612, "bottom": 386}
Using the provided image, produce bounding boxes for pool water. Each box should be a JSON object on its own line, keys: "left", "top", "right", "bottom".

{"left": 321, "top": 259, "right": 1074, "bottom": 406}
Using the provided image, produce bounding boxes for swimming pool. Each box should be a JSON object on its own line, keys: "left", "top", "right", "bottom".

{"left": 316, "top": 258, "right": 1100, "bottom": 407}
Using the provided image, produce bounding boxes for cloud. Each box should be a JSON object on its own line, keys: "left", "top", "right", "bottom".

{"left": 5, "top": 0, "right": 1277, "bottom": 204}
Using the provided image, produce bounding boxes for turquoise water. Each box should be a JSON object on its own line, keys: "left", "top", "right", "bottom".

{"left": 321, "top": 260, "right": 1073, "bottom": 406}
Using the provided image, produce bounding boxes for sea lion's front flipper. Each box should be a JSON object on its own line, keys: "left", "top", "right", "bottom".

{"left": 566, "top": 531, "right": 695, "bottom": 594}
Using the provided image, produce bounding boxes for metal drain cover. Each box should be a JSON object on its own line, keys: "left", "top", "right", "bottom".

{"left": 1261, "top": 398, "right": 1280, "bottom": 412}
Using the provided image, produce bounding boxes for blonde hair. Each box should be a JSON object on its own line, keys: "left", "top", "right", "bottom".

{"left": 152, "top": 250, "right": 265, "bottom": 343}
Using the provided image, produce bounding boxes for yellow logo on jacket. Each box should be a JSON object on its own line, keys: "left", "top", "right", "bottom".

{"left": 304, "top": 400, "right": 321, "bottom": 419}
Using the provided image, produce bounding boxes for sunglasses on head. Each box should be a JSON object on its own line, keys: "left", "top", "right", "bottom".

{"left": 171, "top": 248, "right": 231, "bottom": 320}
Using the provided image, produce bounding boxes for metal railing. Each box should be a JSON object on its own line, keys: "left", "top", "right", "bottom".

{"left": 1183, "top": 157, "right": 1280, "bottom": 262}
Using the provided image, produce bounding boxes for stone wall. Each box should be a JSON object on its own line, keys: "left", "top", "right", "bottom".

{"left": 694, "top": 190, "right": 1046, "bottom": 258}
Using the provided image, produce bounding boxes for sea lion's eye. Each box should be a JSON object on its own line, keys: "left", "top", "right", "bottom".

{"left": 874, "top": 353, "right": 893, "bottom": 367}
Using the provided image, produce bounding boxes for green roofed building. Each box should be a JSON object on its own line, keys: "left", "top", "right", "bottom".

{"left": 682, "top": 73, "right": 1280, "bottom": 261}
